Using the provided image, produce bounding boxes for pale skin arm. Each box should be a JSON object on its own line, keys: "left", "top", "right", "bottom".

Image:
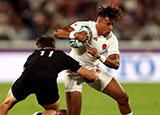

{"left": 53, "top": 26, "right": 88, "bottom": 43}
{"left": 76, "top": 67, "right": 99, "bottom": 82}
{"left": 87, "top": 47, "right": 120, "bottom": 69}
{"left": 23, "top": 66, "right": 25, "bottom": 71}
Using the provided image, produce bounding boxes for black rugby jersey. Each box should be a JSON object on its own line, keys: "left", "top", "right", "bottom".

{"left": 24, "top": 49, "right": 81, "bottom": 78}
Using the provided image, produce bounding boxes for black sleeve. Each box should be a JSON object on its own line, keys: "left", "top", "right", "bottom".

{"left": 63, "top": 52, "right": 81, "bottom": 72}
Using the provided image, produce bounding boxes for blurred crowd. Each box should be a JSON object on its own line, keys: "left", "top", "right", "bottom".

{"left": 0, "top": 0, "right": 159, "bottom": 41}
{"left": 117, "top": 0, "right": 160, "bottom": 41}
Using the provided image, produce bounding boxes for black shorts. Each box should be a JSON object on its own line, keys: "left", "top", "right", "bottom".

{"left": 12, "top": 70, "right": 59, "bottom": 105}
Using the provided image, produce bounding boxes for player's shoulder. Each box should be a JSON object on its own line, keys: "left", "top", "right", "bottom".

{"left": 54, "top": 50, "right": 67, "bottom": 56}
{"left": 54, "top": 50, "right": 64, "bottom": 53}
{"left": 108, "top": 32, "right": 118, "bottom": 40}
{"left": 71, "top": 20, "right": 95, "bottom": 27}
{"left": 30, "top": 50, "right": 39, "bottom": 56}
{"left": 107, "top": 32, "right": 119, "bottom": 45}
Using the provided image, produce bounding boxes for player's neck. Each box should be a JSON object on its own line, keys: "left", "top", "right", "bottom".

{"left": 44, "top": 47, "right": 54, "bottom": 49}
{"left": 38, "top": 47, "right": 55, "bottom": 50}
{"left": 95, "top": 23, "right": 102, "bottom": 37}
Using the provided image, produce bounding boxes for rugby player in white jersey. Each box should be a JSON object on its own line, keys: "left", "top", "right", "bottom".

{"left": 54, "top": 5, "right": 132, "bottom": 115}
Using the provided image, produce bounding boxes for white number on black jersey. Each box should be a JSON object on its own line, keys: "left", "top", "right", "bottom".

{"left": 40, "top": 51, "right": 54, "bottom": 57}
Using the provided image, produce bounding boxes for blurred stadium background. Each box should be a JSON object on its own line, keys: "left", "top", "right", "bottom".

{"left": 0, "top": 0, "right": 160, "bottom": 114}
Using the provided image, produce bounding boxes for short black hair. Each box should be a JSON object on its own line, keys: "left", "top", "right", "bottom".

{"left": 36, "top": 35, "right": 55, "bottom": 49}
{"left": 98, "top": 5, "right": 123, "bottom": 22}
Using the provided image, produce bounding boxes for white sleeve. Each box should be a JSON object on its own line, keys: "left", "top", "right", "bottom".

{"left": 70, "top": 22, "right": 82, "bottom": 32}
{"left": 69, "top": 22, "right": 81, "bottom": 38}
{"left": 70, "top": 21, "right": 90, "bottom": 32}
{"left": 107, "top": 32, "right": 120, "bottom": 56}
{"left": 70, "top": 22, "right": 78, "bottom": 29}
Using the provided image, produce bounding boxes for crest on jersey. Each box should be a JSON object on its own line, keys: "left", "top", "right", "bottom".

{"left": 102, "top": 44, "right": 107, "bottom": 50}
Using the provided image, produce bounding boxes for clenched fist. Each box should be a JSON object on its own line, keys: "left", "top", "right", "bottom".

{"left": 87, "top": 47, "right": 100, "bottom": 59}
{"left": 74, "top": 31, "right": 88, "bottom": 43}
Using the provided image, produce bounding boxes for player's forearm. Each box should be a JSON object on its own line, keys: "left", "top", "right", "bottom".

{"left": 53, "top": 29, "right": 70, "bottom": 39}
{"left": 53, "top": 26, "right": 74, "bottom": 39}
{"left": 99, "top": 54, "right": 120, "bottom": 70}
{"left": 77, "top": 67, "right": 99, "bottom": 82}
{"left": 87, "top": 47, "right": 120, "bottom": 69}
{"left": 104, "top": 58, "right": 120, "bottom": 69}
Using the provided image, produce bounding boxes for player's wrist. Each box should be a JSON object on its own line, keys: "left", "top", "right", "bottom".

{"left": 97, "top": 54, "right": 101, "bottom": 59}
{"left": 99, "top": 55, "right": 106, "bottom": 63}
{"left": 69, "top": 31, "right": 76, "bottom": 39}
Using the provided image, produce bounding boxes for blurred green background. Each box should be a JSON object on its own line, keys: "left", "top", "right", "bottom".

{"left": 1, "top": 83, "right": 160, "bottom": 115}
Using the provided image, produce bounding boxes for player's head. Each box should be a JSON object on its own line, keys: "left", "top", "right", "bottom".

{"left": 96, "top": 5, "right": 123, "bottom": 37}
{"left": 36, "top": 35, "right": 56, "bottom": 49}
{"left": 97, "top": 5, "right": 123, "bottom": 22}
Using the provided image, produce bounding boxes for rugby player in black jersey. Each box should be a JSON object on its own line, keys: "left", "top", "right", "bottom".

{"left": 0, "top": 35, "right": 98, "bottom": 115}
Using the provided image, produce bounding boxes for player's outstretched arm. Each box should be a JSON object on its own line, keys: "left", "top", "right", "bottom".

{"left": 77, "top": 67, "right": 99, "bottom": 82}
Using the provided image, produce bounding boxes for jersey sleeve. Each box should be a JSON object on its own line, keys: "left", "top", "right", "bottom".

{"left": 107, "top": 32, "right": 120, "bottom": 56}
{"left": 70, "top": 21, "right": 89, "bottom": 32}
{"left": 63, "top": 51, "right": 81, "bottom": 72}
{"left": 70, "top": 21, "right": 80, "bottom": 31}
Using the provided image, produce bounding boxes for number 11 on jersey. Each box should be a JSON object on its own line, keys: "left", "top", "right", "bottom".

{"left": 40, "top": 51, "right": 54, "bottom": 57}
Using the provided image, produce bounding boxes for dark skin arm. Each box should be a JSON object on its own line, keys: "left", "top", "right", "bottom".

{"left": 105, "top": 54, "right": 120, "bottom": 69}
{"left": 53, "top": 26, "right": 73, "bottom": 39}
{"left": 53, "top": 26, "right": 88, "bottom": 43}
{"left": 87, "top": 47, "right": 120, "bottom": 69}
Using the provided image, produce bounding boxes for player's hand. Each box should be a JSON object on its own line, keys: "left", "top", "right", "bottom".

{"left": 83, "top": 77, "right": 99, "bottom": 83}
{"left": 74, "top": 31, "right": 88, "bottom": 43}
{"left": 83, "top": 71, "right": 99, "bottom": 83}
{"left": 87, "top": 47, "right": 100, "bottom": 59}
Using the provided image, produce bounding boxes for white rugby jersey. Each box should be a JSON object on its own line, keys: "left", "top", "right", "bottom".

{"left": 70, "top": 21, "right": 120, "bottom": 67}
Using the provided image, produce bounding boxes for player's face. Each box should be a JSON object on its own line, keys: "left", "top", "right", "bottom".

{"left": 96, "top": 17, "right": 115, "bottom": 37}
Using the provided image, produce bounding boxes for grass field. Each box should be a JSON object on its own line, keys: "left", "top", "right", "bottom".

{"left": 0, "top": 83, "right": 160, "bottom": 115}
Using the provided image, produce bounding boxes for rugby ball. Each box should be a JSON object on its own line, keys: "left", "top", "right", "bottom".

{"left": 69, "top": 25, "right": 92, "bottom": 48}
{"left": 69, "top": 38, "right": 83, "bottom": 48}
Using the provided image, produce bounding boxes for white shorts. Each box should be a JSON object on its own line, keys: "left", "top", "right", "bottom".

{"left": 64, "top": 66, "right": 113, "bottom": 92}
